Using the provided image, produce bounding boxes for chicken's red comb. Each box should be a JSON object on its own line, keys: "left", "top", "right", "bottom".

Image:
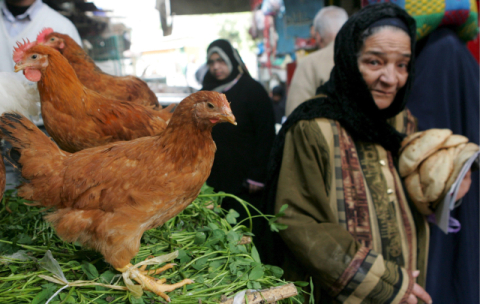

{"left": 37, "top": 27, "right": 54, "bottom": 43}
{"left": 13, "top": 39, "right": 36, "bottom": 63}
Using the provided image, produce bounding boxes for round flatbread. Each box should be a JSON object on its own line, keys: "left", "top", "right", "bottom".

{"left": 405, "top": 171, "right": 432, "bottom": 215}
{"left": 419, "top": 149, "right": 453, "bottom": 203}
{"left": 400, "top": 131, "right": 422, "bottom": 153}
{"left": 399, "top": 129, "right": 452, "bottom": 177}
{"left": 441, "top": 134, "right": 469, "bottom": 149}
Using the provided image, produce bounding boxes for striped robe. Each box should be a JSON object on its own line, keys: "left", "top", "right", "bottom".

{"left": 275, "top": 110, "right": 429, "bottom": 303}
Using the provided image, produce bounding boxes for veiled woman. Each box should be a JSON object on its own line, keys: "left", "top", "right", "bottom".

{"left": 264, "top": 3, "right": 471, "bottom": 303}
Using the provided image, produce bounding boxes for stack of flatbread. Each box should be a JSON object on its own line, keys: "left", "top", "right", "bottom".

{"left": 399, "top": 129, "right": 479, "bottom": 215}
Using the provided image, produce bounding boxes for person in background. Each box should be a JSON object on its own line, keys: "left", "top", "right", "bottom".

{"left": 201, "top": 39, "right": 275, "bottom": 222}
{"left": 270, "top": 85, "right": 286, "bottom": 125}
{"left": 407, "top": 27, "right": 479, "bottom": 304}
{"left": 0, "top": 0, "right": 81, "bottom": 72}
{"left": 285, "top": 5, "right": 348, "bottom": 116}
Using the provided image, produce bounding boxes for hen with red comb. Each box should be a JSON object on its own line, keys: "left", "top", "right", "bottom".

{"left": 12, "top": 39, "right": 175, "bottom": 153}
{"left": 13, "top": 39, "right": 36, "bottom": 64}
{"left": 36, "top": 28, "right": 54, "bottom": 44}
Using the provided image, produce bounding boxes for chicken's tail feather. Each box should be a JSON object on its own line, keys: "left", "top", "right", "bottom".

{"left": 0, "top": 112, "right": 66, "bottom": 206}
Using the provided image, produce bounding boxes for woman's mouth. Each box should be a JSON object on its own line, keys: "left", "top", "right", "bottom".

{"left": 373, "top": 90, "right": 394, "bottom": 95}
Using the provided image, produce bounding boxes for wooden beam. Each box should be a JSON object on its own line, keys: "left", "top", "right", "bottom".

{"left": 171, "top": 0, "right": 250, "bottom": 15}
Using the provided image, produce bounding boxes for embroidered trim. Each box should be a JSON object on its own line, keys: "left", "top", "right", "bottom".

{"left": 388, "top": 153, "right": 414, "bottom": 272}
{"left": 330, "top": 246, "right": 370, "bottom": 297}
{"left": 336, "top": 121, "right": 373, "bottom": 248}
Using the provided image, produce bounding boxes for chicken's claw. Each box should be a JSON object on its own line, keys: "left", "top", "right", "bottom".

{"left": 140, "top": 263, "right": 177, "bottom": 276}
{"left": 117, "top": 263, "right": 193, "bottom": 302}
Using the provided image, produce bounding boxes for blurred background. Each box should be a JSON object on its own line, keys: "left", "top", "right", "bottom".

{"left": 42, "top": 0, "right": 479, "bottom": 105}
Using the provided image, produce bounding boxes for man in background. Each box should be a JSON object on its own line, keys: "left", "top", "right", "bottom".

{"left": 0, "top": 0, "right": 81, "bottom": 190}
{"left": 285, "top": 6, "right": 348, "bottom": 116}
{"left": 0, "top": 0, "right": 81, "bottom": 72}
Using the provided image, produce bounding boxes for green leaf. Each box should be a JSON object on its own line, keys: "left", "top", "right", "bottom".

{"left": 195, "top": 275, "right": 205, "bottom": 283}
{"left": 278, "top": 204, "right": 288, "bottom": 216}
{"left": 129, "top": 296, "right": 145, "bottom": 304}
{"left": 229, "top": 209, "right": 240, "bottom": 217}
{"left": 252, "top": 281, "right": 262, "bottom": 290}
{"left": 209, "top": 260, "right": 224, "bottom": 270}
{"left": 178, "top": 250, "right": 192, "bottom": 264}
{"left": 229, "top": 261, "right": 239, "bottom": 275}
{"left": 208, "top": 223, "right": 219, "bottom": 230}
{"left": 226, "top": 214, "right": 237, "bottom": 224}
{"left": 16, "top": 234, "right": 32, "bottom": 244}
{"left": 97, "top": 270, "right": 116, "bottom": 291}
{"left": 192, "top": 256, "right": 209, "bottom": 270}
{"left": 251, "top": 245, "right": 261, "bottom": 263}
{"left": 226, "top": 231, "right": 241, "bottom": 242}
{"left": 249, "top": 266, "right": 264, "bottom": 281}
{"left": 270, "top": 266, "right": 284, "bottom": 278}
{"left": 31, "top": 284, "right": 56, "bottom": 304}
{"left": 228, "top": 242, "right": 242, "bottom": 254}
{"left": 207, "top": 271, "right": 218, "bottom": 279}
{"left": 194, "top": 232, "right": 206, "bottom": 244}
{"left": 294, "top": 281, "right": 309, "bottom": 287}
{"left": 81, "top": 261, "right": 99, "bottom": 280}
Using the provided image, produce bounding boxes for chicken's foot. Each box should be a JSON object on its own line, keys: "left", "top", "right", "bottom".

{"left": 116, "top": 263, "right": 193, "bottom": 302}
{"left": 138, "top": 256, "right": 176, "bottom": 276}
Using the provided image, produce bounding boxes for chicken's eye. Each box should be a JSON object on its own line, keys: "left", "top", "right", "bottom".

{"left": 207, "top": 102, "right": 215, "bottom": 109}
{"left": 50, "top": 38, "right": 55, "bottom": 41}
{"left": 31, "top": 54, "right": 37, "bottom": 59}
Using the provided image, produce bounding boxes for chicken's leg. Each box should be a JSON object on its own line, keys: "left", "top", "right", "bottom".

{"left": 116, "top": 264, "right": 193, "bottom": 302}
{"left": 138, "top": 256, "right": 176, "bottom": 276}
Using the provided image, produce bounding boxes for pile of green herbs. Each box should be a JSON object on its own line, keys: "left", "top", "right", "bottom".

{"left": 0, "top": 185, "right": 307, "bottom": 304}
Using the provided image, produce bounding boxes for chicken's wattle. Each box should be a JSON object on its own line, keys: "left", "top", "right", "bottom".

{"left": 24, "top": 68, "right": 41, "bottom": 82}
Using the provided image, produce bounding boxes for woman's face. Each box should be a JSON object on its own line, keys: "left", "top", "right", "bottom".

{"left": 357, "top": 28, "right": 411, "bottom": 110}
{"left": 208, "top": 53, "right": 230, "bottom": 81}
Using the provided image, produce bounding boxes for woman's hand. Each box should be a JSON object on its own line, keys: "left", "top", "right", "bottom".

{"left": 406, "top": 270, "right": 432, "bottom": 304}
{"left": 407, "top": 270, "right": 433, "bottom": 304}
{"left": 455, "top": 170, "right": 472, "bottom": 201}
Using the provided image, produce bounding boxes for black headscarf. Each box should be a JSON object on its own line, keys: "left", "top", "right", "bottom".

{"left": 202, "top": 39, "right": 248, "bottom": 92}
{"left": 264, "top": 3, "right": 417, "bottom": 214}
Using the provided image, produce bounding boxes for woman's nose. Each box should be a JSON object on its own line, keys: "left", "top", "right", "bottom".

{"left": 379, "top": 65, "right": 397, "bottom": 85}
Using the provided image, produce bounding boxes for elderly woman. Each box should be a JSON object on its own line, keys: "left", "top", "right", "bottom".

{"left": 265, "top": 3, "right": 441, "bottom": 304}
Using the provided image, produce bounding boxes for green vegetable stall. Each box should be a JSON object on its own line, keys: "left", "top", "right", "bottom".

{"left": 0, "top": 185, "right": 309, "bottom": 304}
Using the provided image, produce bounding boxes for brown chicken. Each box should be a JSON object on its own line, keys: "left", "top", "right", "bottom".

{"left": 0, "top": 91, "right": 236, "bottom": 301}
{"left": 36, "top": 28, "right": 159, "bottom": 108}
{"left": 13, "top": 40, "right": 173, "bottom": 153}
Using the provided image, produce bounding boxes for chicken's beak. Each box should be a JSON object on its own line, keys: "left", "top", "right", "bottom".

{"left": 14, "top": 62, "right": 27, "bottom": 73}
{"left": 222, "top": 112, "right": 237, "bottom": 125}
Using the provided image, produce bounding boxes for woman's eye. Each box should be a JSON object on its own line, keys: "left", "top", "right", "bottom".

{"left": 398, "top": 63, "right": 408, "bottom": 68}
{"left": 50, "top": 38, "right": 55, "bottom": 41}
{"left": 207, "top": 103, "right": 215, "bottom": 109}
{"left": 31, "top": 54, "right": 37, "bottom": 59}
{"left": 369, "top": 60, "right": 380, "bottom": 66}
